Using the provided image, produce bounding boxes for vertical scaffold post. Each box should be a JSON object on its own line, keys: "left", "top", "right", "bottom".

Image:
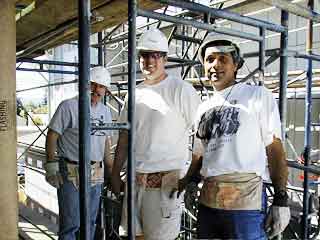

{"left": 78, "top": 0, "right": 91, "bottom": 239}
{"left": 302, "top": 0, "right": 314, "bottom": 238}
{"left": 128, "top": 0, "right": 137, "bottom": 239}
{"left": 98, "top": 32, "right": 104, "bottom": 66}
{"left": 279, "top": 11, "right": 289, "bottom": 142}
{"left": 259, "top": 27, "right": 265, "bottom": 86}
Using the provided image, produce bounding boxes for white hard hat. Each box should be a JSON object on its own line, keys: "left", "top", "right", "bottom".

{"left": 198, "top": 33, "right": 243, "bottom": 69}
{"left": 90, "top": 66, "right": 111, "bottom": 88}
{"left": 137, "top": 29, "right": 169, "bottom": 53}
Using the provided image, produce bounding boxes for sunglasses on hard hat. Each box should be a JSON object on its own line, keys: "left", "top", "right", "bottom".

{"left": 138, "top": 52, "right": 166, "bottom": 59}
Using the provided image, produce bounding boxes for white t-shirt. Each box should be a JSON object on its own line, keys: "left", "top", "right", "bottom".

{"left": 49, "top": 96, "right": 113, "bottom": 162}
{"left": 194, "top": 82, "right": 282, "bottom": 180}
{"left": 119, "top": 74, "right": 201, "bottom": 173}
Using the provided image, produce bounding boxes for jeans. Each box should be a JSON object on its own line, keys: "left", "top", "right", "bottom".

{"left": 197, "top": 187, "right": 267, "bottom": 240}
{"left": 57, "top": 161, "right": 102, "bottom": 240}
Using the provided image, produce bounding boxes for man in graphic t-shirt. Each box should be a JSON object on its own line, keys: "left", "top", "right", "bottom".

{"left": 178, "top": 33, "right": 290, "bottom": 239}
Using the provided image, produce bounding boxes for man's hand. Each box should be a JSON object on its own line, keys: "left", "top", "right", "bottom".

{"left": 170, "top": 176, "right": 189, "bottom": 198}
{"left": 265, "top": 136, "right": 290, "bottom": 238}
{"left": 44, "top": 161, "right": 63, "bottom": 188}
{"left": 265, "top": 205, "right": 290, "bottom": 239}
{"left": 45, "top": 129, "right": 61, "bottom": 188}
{"left": 111, "top": 130, "right": 128, "bottom": 198}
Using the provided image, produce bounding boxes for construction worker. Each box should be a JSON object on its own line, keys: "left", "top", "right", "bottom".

{"left": 177, "top": 34, "right": 291, "bottom": 239}
{"left": 44, "top": 66, "right": 113, "bottom": 240}
{"left": 111, "top": 29, "right": 201, "bottom": 240}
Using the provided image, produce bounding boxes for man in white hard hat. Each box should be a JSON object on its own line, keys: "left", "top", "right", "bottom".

{"left": 111, "top": 29, "right": 201, "bottom": 240}
{"left": 176, "top": 34, "right": 290, "bottom": 239}
{"left": 44, "top": 66, "right": 113, "bottom": 240}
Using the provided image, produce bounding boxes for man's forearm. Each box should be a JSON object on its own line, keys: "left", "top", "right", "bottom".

{"left": 45, "top": 129, "right": 59, "bottom": 162}
{"left": 112, "top": 130, "right": 128, "bottom": 176}
{"left": 184, "top": 153, "right": 202, "bottom": 181}
{"left": 104, "top": 136, "right": 113, "bottom": 177}
{"left": 267, "top": 137, "right": 288, "bottom": 192}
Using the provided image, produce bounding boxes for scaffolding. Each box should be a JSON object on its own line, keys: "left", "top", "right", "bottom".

{"left": 16, "top": 0, "right": 320, "bottom": 239}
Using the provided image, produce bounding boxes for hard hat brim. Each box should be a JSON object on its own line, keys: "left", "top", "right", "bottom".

{"left": 90, "top": 80, "right": 109, "bottom": 88}
{"left": 198, "top": 39, "right": 236, "bottom": 64}
{"left": 137, "top": 47, "right": 168, "bottom": 53}
{"left": 204, "top": 45, "right": 237, "bottom": 54}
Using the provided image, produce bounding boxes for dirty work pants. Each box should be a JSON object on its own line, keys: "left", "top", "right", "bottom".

{"left": 57, "top": 161, "right": 102, "bottom": 240}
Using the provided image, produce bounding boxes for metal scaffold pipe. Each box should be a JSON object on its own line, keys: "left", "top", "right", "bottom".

{"left": 302, "top": 0, "right": 314, "bottom": 238}
{"left": 278, "top": 11, "right": 289, "bottom": 142}
{"left": 261, "top": 0, "right": 320, "bottom": 23}
{"left": 78, "top": 0, "right": 91, "bottom": 238}
{"left": 157, "top": 0, "right": 287, "bottom": 32}
{"left": 258, "top": 27, "right": 265, "bottom": 86}
{"left": 127, "top": 1, "right": 137, "bottom": 239}
{"left": 138, "top": 9, "right": 263, "bottom": 42}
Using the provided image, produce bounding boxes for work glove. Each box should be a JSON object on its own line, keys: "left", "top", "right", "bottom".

{"left": 265, "top": 191, "right": 291, "bottom": 239}
{"left": 44, "top": 161, "right": 63, "bottom": 188}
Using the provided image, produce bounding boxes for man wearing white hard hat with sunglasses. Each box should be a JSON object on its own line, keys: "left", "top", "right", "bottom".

{"left": 112, "top": 29, "right": 200, "bottom": 240}
{"left": 178, "top": 34, "right": 290, "bottom": 239}
{"left": 44, "top": 66, "right": 113, "bottom": 240}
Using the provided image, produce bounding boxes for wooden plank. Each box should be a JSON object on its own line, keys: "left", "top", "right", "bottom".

{"left": 16, "top": 0, "right": 163, "bottom": 54}
{"left": 16, "top": 0, "right": 34, "bottom": 5}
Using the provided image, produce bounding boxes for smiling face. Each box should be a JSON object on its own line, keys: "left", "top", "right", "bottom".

{"left": 90, "top": 82, "right": 106, "bottom": 106}
{"left": 204, "top": 50, "right": 238, "bottom": 91}
{"left": 139, "top": 51, "right": 167, "bottom": 85}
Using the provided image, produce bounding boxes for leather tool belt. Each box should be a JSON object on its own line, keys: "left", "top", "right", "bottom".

{"left": 135, "top": 170, "right": 180, "bottom": 218}
{"left": 136, "top": 170, "right": 179, "bottom": 190}
{"left": 199, "top": 173, "right": 263, "bottom": 211}
{"left": 62, "top": 158, "right": 104, "bottom": 189}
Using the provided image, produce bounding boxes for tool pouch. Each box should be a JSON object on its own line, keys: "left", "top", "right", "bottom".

{"left": 91, "top": 162, "right": 104, "bottom": 186}
{"left": 160, "top": 170, "right": 180, "bottom": 218}
{"left": 199, "top": 173, "right": 263, "bottom": 210}
{"left": 136, "top": 170, "right": 181, "bottom": 218}
{"left": 66, "top": 163, "right": 80, "bottom": 189}
{"left": 66, "top": 162, "right": 104, "bottom": 189}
